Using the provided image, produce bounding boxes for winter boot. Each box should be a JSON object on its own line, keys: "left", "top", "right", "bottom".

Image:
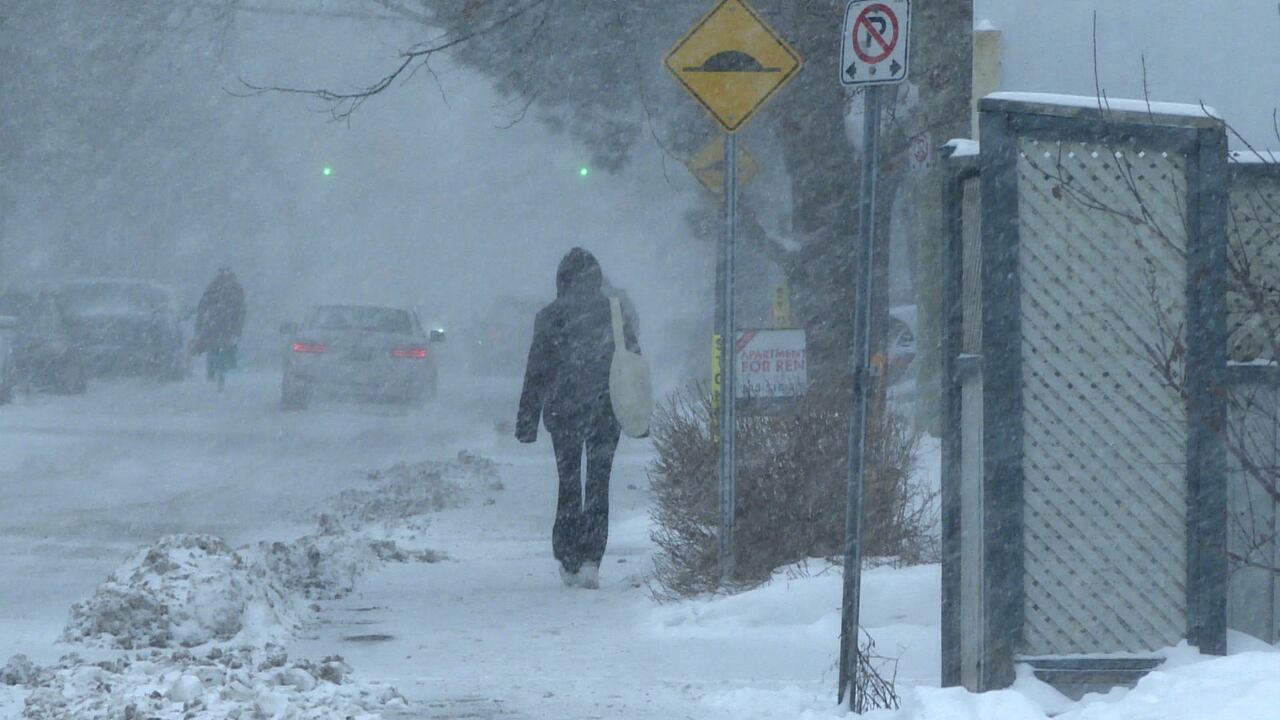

{"left": 559, "top": 564, "right": 580, "bottom": 588}
{"left": 577, "top": 562, "right": 600, "bottom": 590}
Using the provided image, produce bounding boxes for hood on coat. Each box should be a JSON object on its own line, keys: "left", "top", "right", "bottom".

{"left": 556, "top": 247, "right": 603, "bottom": 298}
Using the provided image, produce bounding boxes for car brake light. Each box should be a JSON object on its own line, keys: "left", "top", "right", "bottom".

{"left": 391, "top": 347, "right": 427, "bottom": 359}
{"left": 292, "top": 342, "right": 325, "bottom": 354}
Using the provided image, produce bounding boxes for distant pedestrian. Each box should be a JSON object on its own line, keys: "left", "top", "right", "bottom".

{"left": 517, "top": 248, "right": 640, "bottom": 589}
{"left": 194, "top": 266, "right": 246, "bottom": 392}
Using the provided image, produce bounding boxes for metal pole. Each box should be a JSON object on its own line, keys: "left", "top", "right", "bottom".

{"left": 719, "top": 132, "right": 739, "bottom": 584}
{"left": 839, "top": 85, "right": 881, "bottom": 710}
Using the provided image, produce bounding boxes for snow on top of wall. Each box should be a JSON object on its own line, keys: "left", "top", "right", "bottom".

{"left": 974, "top": 18, "right": 999, "bottom": 32}
{"left": 984, "top": 92, "right": 1221, "bottom": 120}
{"left": 944, "top": 139, "right": 980, "bottom": 157}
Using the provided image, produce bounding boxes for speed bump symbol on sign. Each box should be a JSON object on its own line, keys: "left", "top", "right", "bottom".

{"left": 688, "top": 136, "right": 760, "bottom": 196}
{"left": 665, "top": 0, "right": 803, "bottom": 132}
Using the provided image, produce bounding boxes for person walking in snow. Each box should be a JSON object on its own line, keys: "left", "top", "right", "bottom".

{"left": 517, "top": 248, "right": 640, "bottom": 589}
{"left": 194, "top": 266, "right": 246, "bottom": 392}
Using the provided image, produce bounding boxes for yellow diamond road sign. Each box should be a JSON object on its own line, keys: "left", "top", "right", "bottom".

{"left": 665, "top": 0, "right": 803, "bottom": 133}
{"left": 688, "top": 136, "right": 759, "bottom": 196}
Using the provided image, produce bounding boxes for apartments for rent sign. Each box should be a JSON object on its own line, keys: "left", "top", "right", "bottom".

{"left": 735, "top": 329, "right": 807, "bottom": 398}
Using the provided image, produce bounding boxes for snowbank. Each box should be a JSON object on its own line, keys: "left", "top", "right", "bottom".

{"left": 62, "top": 453, "right": 489, "bottom": 651}
{"left": 651, "top": 563, "right": 938, "bottom": 641}
{"left": 693, "top": 648, "right": 1280, "bottom": 720}
{"left": 60, "top": 532, "right": 444, "bottom": 651}
{"left": 871, "top": 649, "right": 1280, "bottom": 720}
{"left": 247, "top": 533, "right": 442, "bottom": 603}
{"left": 653, "top": 561, "right": 1279, "bottom": 720}
{"left": 61, "top": 535, "right": 304, "bottom": 650}
{"left": 16, "top": 646, "right": 405, "bottom": 720}
{"left": 325, "top": 451, "right": 503, "bottom": 530}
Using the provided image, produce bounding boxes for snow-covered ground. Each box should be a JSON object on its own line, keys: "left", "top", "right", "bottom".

{"left": 0, "top": 373, "right": 1276, "bottom": 718}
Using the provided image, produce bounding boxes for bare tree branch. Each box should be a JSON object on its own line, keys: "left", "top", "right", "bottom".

{"left": 1141, "top": 53, "right": 1155, "bottom": 124}
{"left": 615, "top": 5, "right": 680, "bottom": 187}
{"left": 493, "top": 89, "right": 539, "bottom": 129}
{"left": 1092, "top": 11, "right": 1108, "bottom": 116}
{"left": 236, "top": 0, "right": 548, "bottom": 121}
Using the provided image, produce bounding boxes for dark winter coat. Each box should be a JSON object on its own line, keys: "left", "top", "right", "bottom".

{"left": 195, "top": 270, "right": 246, "bottom": 350}
{"left": 517, "top": 248, "right": 639, "bottom": 442}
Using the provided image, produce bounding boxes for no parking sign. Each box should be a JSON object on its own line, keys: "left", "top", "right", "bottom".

{"left": 840, "top": 0, "right": 910, "bottom": 86}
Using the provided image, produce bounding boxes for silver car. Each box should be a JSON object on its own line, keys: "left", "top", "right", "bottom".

{"left": 281, "top": 305, "right": 443, "bottom": 410}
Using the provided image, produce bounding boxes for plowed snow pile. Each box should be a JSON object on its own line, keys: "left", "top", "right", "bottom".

{"left": 63, "top": 452, "right": 493, "bottom": 651}
{"left": 61, "top": 535, "right": 304, "bottom": 650}
{"left": 16, "top": 646, "right": 405, "bottom": 720}
{"left": 326, "top": 450, "right": 503, "bottom": 529}
{"left": 61, "top": 531, "right": 440, "bottom": 651}
{"left": 249, "top": 533, "right": 442, "bottom": 602}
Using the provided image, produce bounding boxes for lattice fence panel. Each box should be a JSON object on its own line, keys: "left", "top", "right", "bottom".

{"left": 1226, "top": 384, "right": 1280, "bottom": 643}
{"left": 1016, "top": 138, "right": 1189, "bottom": 655}
{"left": 1228, "top": 171, "right": 1280, "bottom": 362}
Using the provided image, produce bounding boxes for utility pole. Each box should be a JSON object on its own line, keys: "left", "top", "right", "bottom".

{"left": 899, "top": 0, "right": 974, "bottom": 690}
{"left": 906, "top": 1, "right": 975, "bottom": 437}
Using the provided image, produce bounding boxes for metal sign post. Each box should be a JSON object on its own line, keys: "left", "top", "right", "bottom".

{"left": 839, "top": 84, "right": 882, "bottom": 710}
{"left": 838, "top": 0, "right": 908, "bottom": 710}
{"left": 666, "top": 0, "right": 803, "bottom": 583}
{"left": 718, "top": 132, "right": 739, "bottom": 582}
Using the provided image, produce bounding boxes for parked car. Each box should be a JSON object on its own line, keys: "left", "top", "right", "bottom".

{"left": 56, "top": 279, "right": 188, "bottom": 380}
{"left": 0, "top": 290, "right": 88, "bottom": 394}
{"left": 280, "top": 304, "right": 444, "bottom": 409}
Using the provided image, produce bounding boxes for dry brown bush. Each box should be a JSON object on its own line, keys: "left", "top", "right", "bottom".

{"left": 649, "top": 383, "right": 936, "bottom": 597}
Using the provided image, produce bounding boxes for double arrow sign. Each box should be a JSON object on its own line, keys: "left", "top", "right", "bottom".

{"left": 846, "top": 59, "right": 904, "bottom": 80}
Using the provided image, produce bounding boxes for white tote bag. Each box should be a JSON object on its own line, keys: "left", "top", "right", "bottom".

{"left": 608, "top": 297, "right": 653, "bottom": 438}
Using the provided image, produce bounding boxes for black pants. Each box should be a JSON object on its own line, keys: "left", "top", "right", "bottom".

{"left": 550, "top": 416, "right": 620, "bottom": 573}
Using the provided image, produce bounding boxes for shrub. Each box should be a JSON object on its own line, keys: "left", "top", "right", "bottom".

{"left": 649, "top": 383, "right": 935, "bottom": 598}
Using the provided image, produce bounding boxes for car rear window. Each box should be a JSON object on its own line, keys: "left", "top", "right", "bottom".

{"left": 309, "top": 306, "right": 414, "bottom": 334}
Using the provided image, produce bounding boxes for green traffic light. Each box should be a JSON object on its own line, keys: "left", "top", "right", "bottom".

{"left": 579, "top": 167, "right": 590, "bottom": 178}
{"left": 323, "top": 166, "right": 333, "bottom": 177}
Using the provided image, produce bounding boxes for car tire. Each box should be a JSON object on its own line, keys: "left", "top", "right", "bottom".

{"left": 281, "top": 374, "right": 309, "bottom": 410}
